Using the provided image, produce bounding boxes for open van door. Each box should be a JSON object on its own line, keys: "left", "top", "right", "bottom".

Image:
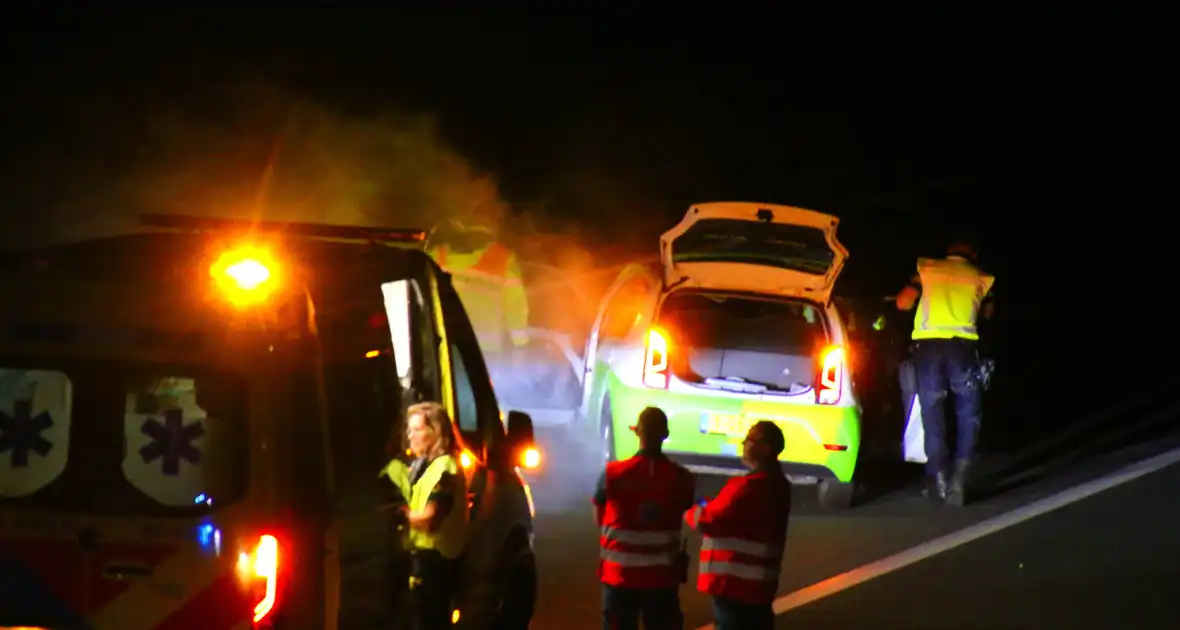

{"left": 660, "top": 202, "right": 849, "bottom": 304}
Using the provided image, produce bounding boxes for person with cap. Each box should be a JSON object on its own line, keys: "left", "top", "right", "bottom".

{"left": 895, "top": 233, "right": 995, "bottom": 506}
{"left": 685, "top": 421, "right": 791, "bottom": 630}
{"left": 593, "top": 406, "right": 696, "bottom": 630}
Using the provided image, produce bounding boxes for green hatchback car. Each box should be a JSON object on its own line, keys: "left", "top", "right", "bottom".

{"left": 579, "top": 201, "right": 861, "bottom": 509}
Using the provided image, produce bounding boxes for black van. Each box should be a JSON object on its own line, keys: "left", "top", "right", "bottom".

{"left": 0, "top": 216, "right": 539, "bottom": 630}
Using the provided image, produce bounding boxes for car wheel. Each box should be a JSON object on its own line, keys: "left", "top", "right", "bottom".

{"left": 817, "top": 479, "right": 854, "bottom": 511}
{"left": 493, "top": 553, "right": 537, "bottom": 630}
{"left": 600, "top": 396, "right": 616, "bottom": 465}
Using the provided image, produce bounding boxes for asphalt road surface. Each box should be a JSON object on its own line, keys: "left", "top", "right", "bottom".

{"left": 776, "top": 449, "right": 1180, "bottom": 629}
{"left": 524, "top": 413, "right": 1180, "bottom": 630}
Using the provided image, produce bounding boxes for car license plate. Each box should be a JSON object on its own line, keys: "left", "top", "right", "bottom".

{"left": 703, "top": 414, "right": 794, "bottom": 439}
{"left": 702, "top": 414, "right": 755, "bottom": 437}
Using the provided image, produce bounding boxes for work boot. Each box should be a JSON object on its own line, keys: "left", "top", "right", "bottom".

{"left": 922, "top": 471, "right": 948, "bottom": 503}
{"left": 946, "top": 460, "right": 971, "bottom": 507}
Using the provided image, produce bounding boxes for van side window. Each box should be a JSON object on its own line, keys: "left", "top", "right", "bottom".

{"left": 450, "top": 344, "right": 478, "bottom": 434}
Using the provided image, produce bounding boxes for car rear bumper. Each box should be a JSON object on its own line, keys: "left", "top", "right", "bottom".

{"left": 606, "top": 377, "right": 861, "bottom": 483}
{"left": 661, "top": 452, "right": 841, "bottom": 485}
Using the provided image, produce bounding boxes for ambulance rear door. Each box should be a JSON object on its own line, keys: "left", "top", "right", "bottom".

{"left": 0, "top": 324, "right": 258, "bottom": 630}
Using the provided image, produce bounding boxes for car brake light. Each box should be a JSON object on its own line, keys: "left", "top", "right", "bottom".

{"left": 815, "top": 346, "right": 844, "bottom": 405}
{"left": 237, "top": 533, "right": 280, "bottom": 625}
{"left": 642, "top": 328, "right": 670, "bottom": 389}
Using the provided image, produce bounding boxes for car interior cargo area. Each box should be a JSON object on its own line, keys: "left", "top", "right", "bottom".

{"left": 657, "top": 291, "right": 827, "bottom": 395}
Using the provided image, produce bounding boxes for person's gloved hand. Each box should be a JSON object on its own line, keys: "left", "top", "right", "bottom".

{"left": 380, "top": 459, "right": 412, "bottom": 505}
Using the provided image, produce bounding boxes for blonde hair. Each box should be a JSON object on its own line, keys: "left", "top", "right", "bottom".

{"left": 406, "top": 401, "right": 465, "bottom": 458}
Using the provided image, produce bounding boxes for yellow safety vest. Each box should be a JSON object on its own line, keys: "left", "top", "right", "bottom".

{"left": 405, "top": 454, "right": 470, "bottom": 560}
{"left": 912, "top": 256, "right": 995, "bottom": 341}
{"left": 430, "top": 240, "right": 529, "bottom": 355}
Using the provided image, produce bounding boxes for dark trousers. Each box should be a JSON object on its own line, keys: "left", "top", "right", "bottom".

{"left": 601, "top": 584, "right": 682, "bottom": 630}
{"left": 912, "top": 338, "right": 983, "bottom": 476}
{"left": 711, "top": 595, "right": 773, "bottom": 630}
{"left": 394, "top": 550, "right": 459, "bottom": 630}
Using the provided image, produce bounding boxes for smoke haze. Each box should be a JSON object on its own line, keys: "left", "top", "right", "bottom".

{"left": 4, "top": 78, "right": 664, "bottom": 341}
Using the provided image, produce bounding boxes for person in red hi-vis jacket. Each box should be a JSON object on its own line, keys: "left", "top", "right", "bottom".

{"left": 593, "top": 407, "right": 696, "bottom": 630}
{"left": 685, "top": 421, "right": 791, "bottom": 630}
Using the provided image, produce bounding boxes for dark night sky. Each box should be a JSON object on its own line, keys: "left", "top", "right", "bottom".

{"left": 1, "top": 7, "right": 1177, "bottom": 382}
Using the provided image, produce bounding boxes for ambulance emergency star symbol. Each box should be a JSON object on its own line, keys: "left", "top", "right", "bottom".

{"left": 139, "top": 408, "right": 204, "bottom": 476}
{"left": 0, "top": 399, "right": 54, "bottom": 468}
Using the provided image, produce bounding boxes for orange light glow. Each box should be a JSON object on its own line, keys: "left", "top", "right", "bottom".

{"left": 452, "top": 609, "right": 461, "bottom": 624}
{"left": 209, "top": 246, "right": 278, "bottom": 307}
{"left": 817, "top": 345, "right": 845, "bottom": 405}
{"left": 643, "top": 328, "right": 670, "bottom": 389}
{"left": 520, "top": 446, "right": 542, "bottom": 469}
{"left": 252, "top": 534, "right": 279, "bottom": 623}
{"left": 235, "top": 534, "right": 280, "bottom": 624}
{"left": 364, "top": 349, "right": 381, "bottom": 359}
{"left": 227, "top": 259, "right": 270, "bottom": 289}
{"left": 459, "top": 450, "right": 475, "bottom": 469}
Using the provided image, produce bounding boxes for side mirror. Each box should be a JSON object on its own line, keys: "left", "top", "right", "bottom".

{"left": 505, "top": 410, "right": 541, "bottom": 470}
{"left": 506, "top": 410, "right": 535, "bottom": 448}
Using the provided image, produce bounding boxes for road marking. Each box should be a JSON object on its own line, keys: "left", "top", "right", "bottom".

{"left": 693, "top": 443, "right": 1180, "bottom": 630}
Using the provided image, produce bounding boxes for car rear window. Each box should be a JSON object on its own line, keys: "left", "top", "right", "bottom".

{"left": 671, "top": 218, "right": 835, "bottom": 275}
{"left": 658, "top": 291, "right": 828, "bottom": 354}
{"left": 0, "top": 359, "right": 248, "bottom": 517}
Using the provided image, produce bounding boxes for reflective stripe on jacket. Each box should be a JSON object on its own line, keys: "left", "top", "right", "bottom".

{"left": 598, "top": 453, "right": 695, "bottom": 588}
{"left": 686, "top": 469, "right": 791, "bottom": 604}
{"left": 912, "top": 256, "right": 995, "bottom": 341}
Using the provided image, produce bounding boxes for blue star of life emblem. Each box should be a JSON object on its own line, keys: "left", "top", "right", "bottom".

{"left": 139, "top": 408, "right": 204, "bottom": 476}
{"left": 0, "top": 399, "right": 54, "bottom": 468}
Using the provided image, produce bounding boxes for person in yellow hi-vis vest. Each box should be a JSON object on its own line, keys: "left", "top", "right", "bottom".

{"left": 382, "top": 402, "right": 470, "bottom": 629}
{"left": 895, "top": 235, "right": 995, "bottom": 507}
{"left": 427, "top": 202, "right": 530, "bottom": 372}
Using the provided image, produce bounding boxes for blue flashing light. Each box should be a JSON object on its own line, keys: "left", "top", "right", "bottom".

{"left": 193, "top": 493, "right": 213, "bottom": 507}
{"left": 197, "top": 522, "right": 223, "bottom": 556}
{"left": 198, "top": 523, "right": 215, "bottom": 546}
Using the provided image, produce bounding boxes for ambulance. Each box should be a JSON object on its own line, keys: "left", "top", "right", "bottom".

{"left": 0, "top": 215, "right": 541, "bottom": 629}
